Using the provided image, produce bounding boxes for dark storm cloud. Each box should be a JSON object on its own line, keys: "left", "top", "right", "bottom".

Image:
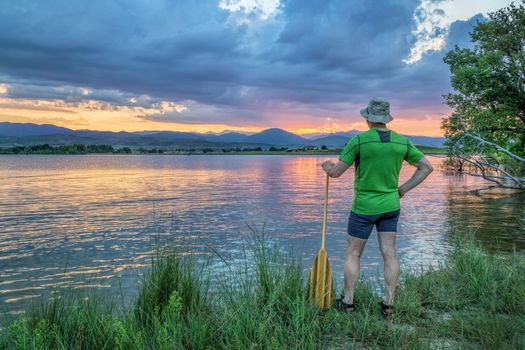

{"left": 0, "top": 0, "right": 245, "bottom": 103}
{"left": 0, "top": 0, "right": 481, "bottom": 125}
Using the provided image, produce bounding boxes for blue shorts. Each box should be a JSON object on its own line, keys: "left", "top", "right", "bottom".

{"left": 347, "top": 209, "right": 400, "bottom": 239}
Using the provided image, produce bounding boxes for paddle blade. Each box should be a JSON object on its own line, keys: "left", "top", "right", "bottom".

{"left": 307, "top": 248, "right": 333, "bottom": 309}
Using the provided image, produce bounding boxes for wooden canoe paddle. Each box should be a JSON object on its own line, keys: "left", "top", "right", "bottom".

{"left": 308, "top": 174, "right": 334, "bottom": 309}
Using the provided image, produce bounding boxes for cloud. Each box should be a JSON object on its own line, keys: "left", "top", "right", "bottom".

{"left": 1, "top": 83, "right": 188, "bottom": 113}
{"left": 404, "top": 0, "right": 514, "bottom": 63}
{"left": 0, "top": 0, "right": 513, "bottom": 134}
{"left": 0, "top": 83, "right": 8, "bottom": 94}
{"left": 0, "top": 114, "right": 90, "bottom": 127}
{"left": 0, "top": 92, "right": 190, "bottom": 129}
{"left": 219, "top": 0, "right": 281, "bottom": 20}
{"left": 404, "top": 0, "right": 449, "bottom": 64}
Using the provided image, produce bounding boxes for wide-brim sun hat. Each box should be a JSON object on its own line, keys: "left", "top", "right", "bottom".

{"left": 360, "top": 97, "right": 393, "bottom": 123}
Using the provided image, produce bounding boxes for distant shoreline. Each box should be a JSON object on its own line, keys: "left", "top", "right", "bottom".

{"left": 187, "top": 146, "right": 446, "bottom": 156}
{"left": 0, "top": 145, "right": 446, "bottom": 156}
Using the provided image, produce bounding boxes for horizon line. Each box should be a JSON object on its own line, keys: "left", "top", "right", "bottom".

{"left": 0, "top": 120, "right": 445, "bottom": 138}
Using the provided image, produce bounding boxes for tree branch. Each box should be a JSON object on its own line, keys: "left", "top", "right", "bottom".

{"left": 448, "top": 115, "right": 525, "bottom": 189}
{"left": 463, "top": 131, "right": 525, "bottom": 163}
{"left": 476, "top": 155, "right": 525, "bottom": 187}
{"left": 454, "top": 154, "right": 525, "bottom": 189}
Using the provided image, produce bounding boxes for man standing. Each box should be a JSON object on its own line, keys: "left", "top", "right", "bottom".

{"left": 321, "top": 98, "right": 433, "bottom": 315}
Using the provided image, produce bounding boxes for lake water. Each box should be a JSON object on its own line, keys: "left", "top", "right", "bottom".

{"left": 0, "top": 155, "right": 523, "bottom": 321}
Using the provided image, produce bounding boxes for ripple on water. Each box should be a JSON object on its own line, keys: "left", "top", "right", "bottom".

{"left": 0, "top": 154, "right": 523, "bottom": 321}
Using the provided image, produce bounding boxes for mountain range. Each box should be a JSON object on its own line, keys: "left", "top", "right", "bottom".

{"left": 0, "top": 122, "right": 445, "bottom": 148}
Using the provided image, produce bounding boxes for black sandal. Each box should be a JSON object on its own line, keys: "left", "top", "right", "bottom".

{"left": 379, "top": 301, "right": 393, "bottom": 316}
{"left": 335, "top": 297, "right": 356, "bottom": 312}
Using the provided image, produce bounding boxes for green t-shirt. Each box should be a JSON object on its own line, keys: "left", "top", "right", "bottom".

{"left": 339, "top": 128, "right": 425, "bottom": 215}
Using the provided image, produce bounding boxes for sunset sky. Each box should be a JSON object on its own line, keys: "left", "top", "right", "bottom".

{"left": 0, "top": 0, "right": 515, "bottom": 137}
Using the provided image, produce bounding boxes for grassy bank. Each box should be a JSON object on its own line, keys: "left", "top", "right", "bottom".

{"left": 1, "top": 233, "right": 523, "bottom": 349}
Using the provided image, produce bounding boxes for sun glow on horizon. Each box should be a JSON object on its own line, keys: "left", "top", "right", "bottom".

{"left": 0, "top": 96, "right": 445, "bottom": 137}
{"left": 291, "top": 119, "right": 443, "bottom": 137}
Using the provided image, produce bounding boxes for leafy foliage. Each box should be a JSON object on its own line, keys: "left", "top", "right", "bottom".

{"left": 442, "top": 1, "right": 525, "bottom": 157}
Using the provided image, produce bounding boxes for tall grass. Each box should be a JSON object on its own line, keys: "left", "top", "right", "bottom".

{"left": 1, "top": 232, "right": 524, "bottom": 349}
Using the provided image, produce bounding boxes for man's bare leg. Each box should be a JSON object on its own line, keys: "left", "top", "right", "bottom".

{"left": 377, "top": 231, "right": 399, "bottom": 306}
{"left": 343, "top": 235, "right": 367, "bottom": 304}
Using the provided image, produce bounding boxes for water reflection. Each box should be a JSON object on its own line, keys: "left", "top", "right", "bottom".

{"left": 444, "top": 179, "right": 525, "bottom": 252}
{"left": 0, "top": 154, "right": 523, "bottom": 320}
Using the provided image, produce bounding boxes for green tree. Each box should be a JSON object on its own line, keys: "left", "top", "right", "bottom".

{"left": 442, "top": 1, "right": 525, "bottom": 188}
{"left": 115, "top": 147, "right": 132, "bottom": 154}
{"left": 442, "top": 1, "right": 525, "bottom": 151}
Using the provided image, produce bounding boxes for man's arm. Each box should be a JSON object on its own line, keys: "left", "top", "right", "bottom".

{"left": 322, "top": 160, "right": 350, "bottom": 178}
{"left": 324, "top": 135, "right": 358, "bottom": 177}
{"left": 398, "top": 157, "right": 433, "bottom": 198}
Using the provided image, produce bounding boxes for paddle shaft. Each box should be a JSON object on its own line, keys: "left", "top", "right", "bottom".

{"left": 321, "top": 174, "right": 329, "bottom": 249}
